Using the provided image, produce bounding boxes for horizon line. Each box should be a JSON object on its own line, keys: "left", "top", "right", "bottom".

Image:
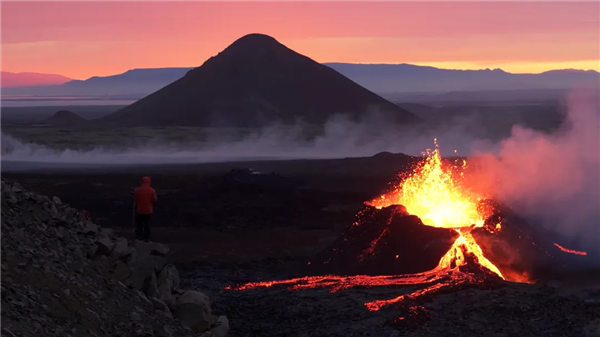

{"left": 3, "top": 62, "right": 598, "bottom": 82}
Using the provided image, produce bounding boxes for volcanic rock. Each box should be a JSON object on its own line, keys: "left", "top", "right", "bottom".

{"left": 0, "top": 178, "right": 228, "bottom": 336}
{"left": 472, "top": 199, "right": 593, "bottom": 281}
{"left": 584, "top": 319, "right": 600, "bottom": 337}
{"left": 157, "top": 264, "right": 180, "bottom": 307}
{"left": 110, "top": 260, "right": 133, "bottom": 282}
{"left": 110, "top": 237, "right": 129, "bottom": 261}
{"left": 210, "top": 315, "right": 230, "bottom": 337}
{"left": 136, "top": 239, "right": 170, "bottom": 258}
{"left": 174, "top": 290, "right": 215, "bottom": 332}
{"left": 102, "top": 33, "right": 420, "bottom": 127}
{"left": 38, "top": 110, "right": 88, "bottom": 127}
{"left": 311, "top": 205, "right": 458, "bottom": 275}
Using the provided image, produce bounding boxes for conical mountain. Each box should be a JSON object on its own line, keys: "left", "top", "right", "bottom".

{"left": 103, "top": 34, "right": 419, "bottom": 127}
{"left": 39, "top": 110, "right": 88, "bottom": 127}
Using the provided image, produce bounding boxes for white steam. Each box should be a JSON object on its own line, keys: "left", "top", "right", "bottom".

{"left": 1, "top": 111, "right": 493, "bottom": 165}
{"left": 468, "top": 87, "right": 600, "bottom": 252}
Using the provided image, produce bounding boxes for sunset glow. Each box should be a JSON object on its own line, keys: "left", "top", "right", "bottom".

{"left": 2, "top": 1, "right": 599, "bottom": 79}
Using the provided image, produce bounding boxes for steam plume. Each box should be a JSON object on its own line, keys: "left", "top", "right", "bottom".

{"left": 468, "top": 87, "right": 600, "bottom": 253}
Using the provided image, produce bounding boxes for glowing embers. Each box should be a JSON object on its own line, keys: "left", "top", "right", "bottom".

{"left": 366, "top": 141, "right": 488, "bottom": 229}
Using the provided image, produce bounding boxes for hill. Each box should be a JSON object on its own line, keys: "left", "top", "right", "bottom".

{"left": 101, "top": 34, "right": 419, "bottom": 127}
{"left": 1, "top": 71, "right": 72, "bottom": 88}
{"left": 38, "top": 110, "right": 89, "bottom": 127}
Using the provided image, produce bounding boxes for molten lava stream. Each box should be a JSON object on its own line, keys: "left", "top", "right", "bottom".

{"left": 229, "top": 231, "right": 503, "bottom": 312}
{"left": 553, "top": 243, "right": 588, "bottom": 256}
{"left": 228, "top": 141, "right": 521, "bottom": 313}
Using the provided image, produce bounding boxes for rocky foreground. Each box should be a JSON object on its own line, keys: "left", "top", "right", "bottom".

{"left": 1, "top": 179, "right": 228, "bottom": 337}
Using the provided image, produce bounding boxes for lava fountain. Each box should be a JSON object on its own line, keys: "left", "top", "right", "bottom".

{"left": 226, "top": 140, "right": 586, "bottom": 320}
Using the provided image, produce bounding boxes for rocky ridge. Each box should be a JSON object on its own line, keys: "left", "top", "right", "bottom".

{"left": 1, "top": 178, "right": 229, "bottom": 337}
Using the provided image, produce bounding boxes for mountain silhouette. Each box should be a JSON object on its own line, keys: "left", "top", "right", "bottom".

{"left": 39, "top": 110, "right": 88, "bottom": 127}
{"left": 102, "top": 34, "right": 419, "bottom": 127}
{"left": 325, "top": 63, "right": 599, "bottom": 93}
{"left": 1, "top": 71, "right": 72, "bottom": 88}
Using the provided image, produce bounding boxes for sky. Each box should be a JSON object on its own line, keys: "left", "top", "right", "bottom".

{"left": 2, "top": 1, "right": 599, "bottom": 80}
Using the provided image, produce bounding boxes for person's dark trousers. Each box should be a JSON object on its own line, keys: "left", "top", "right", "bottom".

{"left": 135, "top": 213, "right": 152, "bottom": 242}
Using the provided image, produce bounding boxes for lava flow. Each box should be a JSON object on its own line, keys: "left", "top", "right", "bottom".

{"left": 227, "top": 141, "right": 522, "bottom": 314}
{"left": 553, "top": 243, "right": 588, "bottom": 256}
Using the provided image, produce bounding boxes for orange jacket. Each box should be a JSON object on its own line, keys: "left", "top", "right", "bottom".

{"left": 134, "top": 177, "right": 157, "bottom": 215}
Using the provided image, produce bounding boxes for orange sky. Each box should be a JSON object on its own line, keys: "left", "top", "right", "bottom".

{"left": 2, "top": 1, "right": 599, "bottom": 80}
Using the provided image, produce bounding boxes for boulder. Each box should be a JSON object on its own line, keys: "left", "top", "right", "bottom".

{"left": 151, "top": 297, "right": 174, "bottom": 319}
{"left": 83, "top": 222, "right": 98, "bottom": 235}
{"left": 86, "top": 244, "right": 99, "bottom": 259}
{"left": 95, "top": 234, "right": 115, "bottom": 256}
{"left": 174, "top": 290, "right": 214, "bottom": 333}
{"left": 210, "top": 315, "right": 229, "bottom": 337}
{"left": 585, "top": 318, "right": 600, "bottom": 337}
{"left": 110, "top": 260, "right": 133, "bottom": 283}
{"left": 135, "top": 240, "right": 170, "bottom": 258}
{"left": 151, "top": 297, "right": 169, "bottom": 311}
{"left": 131, "top": 256, "right": 168, "bottom": 291}
{"left": 157, "top": 264, "right": 180, "bottom": 308}
{"left": 100, "top": 227, "right": 115, "bottom": 238}
{"left": 143, "top": 273, "right": 159, "bottom": 299}
{"left": 121, "top": 246, "right": 139, "bottom": 267}
{"left": 52, "top": 196, "right": 62, "bottom": 205}
{"left": 110, "top": 238, "right": 129, "bottom": 261}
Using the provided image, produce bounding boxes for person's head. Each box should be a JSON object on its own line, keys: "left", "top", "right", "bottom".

{"left": 141, "top": 176, "right": 151, "bottom": 186}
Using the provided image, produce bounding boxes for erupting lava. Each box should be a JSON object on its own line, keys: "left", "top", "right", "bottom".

{"left": 366, "top": 141, "right": 504, "bottom": 280}
{"left": 229, "top": 141, "right": 511, "bottom": 314}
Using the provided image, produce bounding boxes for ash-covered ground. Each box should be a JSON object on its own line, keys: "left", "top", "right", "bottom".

{"left": 3, "top": 156, "right": 600, "bottom": 337}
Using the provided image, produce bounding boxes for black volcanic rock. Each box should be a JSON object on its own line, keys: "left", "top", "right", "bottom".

{"left": 39, "top": 110, "right": 88, "bottom": 127}
{"left": 472, "top": 199, "right": 592, "bottom": 281}
{"left": 310, "top": 199, "right": 592, "bottom": 281}
{"left": 102, "top": 33, "right": 419, "bottom": 127}
{"left": 310, "top": 205, "right": 458, "bottom": 275}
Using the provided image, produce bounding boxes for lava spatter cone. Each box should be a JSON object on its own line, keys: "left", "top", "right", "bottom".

{"left": 226, "top": 140, "right": 590, "bottom": 323}
{"left": 310, "top": 205, "right": 460, "bottom": 276}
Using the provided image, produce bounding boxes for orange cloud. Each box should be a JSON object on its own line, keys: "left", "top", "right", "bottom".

{"left": 2, "top": 1, "right": 598, "bottom": 79}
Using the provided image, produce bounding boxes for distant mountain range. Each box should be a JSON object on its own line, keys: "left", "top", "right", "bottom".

{"left": 1, "top": 68, "right": 191, "bottom": 98}
{"left": 1, "top": 71, "right": 72, "bottom": 88}
{"left": 2, "top": 64, "right": 598, "bottom": 97}
{"left": 324, "top": 64, "right": 599, "bottom": 93}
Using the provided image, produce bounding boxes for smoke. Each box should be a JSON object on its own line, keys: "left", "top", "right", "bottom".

{"left": 467, "top": 87, "right": 600, "bottom": 253}
{"left": 1, "top": 108, "right": 493, "bottom": 166}
{"left": 2, "top": 90, "right": 598, "bottom": 254}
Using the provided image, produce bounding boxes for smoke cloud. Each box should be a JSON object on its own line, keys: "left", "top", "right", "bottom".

{"left": 1, "top": 109, "right": 493, "bottom": 166}
{"left": 467, "top": 87, "right": 600, "bottom": 253}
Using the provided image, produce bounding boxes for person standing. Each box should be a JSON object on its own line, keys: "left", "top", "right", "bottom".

{"left": 133, "top": 176, "right": 157, "bottom": 242}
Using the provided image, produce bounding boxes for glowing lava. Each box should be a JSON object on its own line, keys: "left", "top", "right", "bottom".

{"left": 229, "top": 141, "right": 512, "bottom": 314}
{"left": 366, "top": 140, "right": 504, "bottom": 280}
{"left": 553, "top": 243, "right": 588, "bottom": 256}
{"left": 366, "top": 141, "right": 486, "bottom": 229}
